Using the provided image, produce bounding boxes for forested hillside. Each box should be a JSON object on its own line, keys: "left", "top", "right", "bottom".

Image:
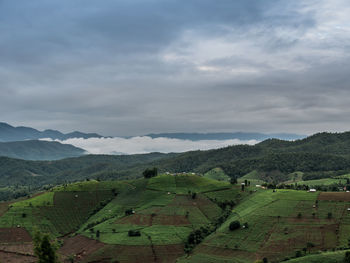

{"left": 0, "top": 140, "right": 85, "bottom": 160}
{"left": 2, "top": 132, "right": 350, "bottom": 201}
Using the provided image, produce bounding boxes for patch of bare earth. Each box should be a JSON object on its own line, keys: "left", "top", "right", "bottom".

{"left": 257, "top": 224, "right": 338, "bottom": 262}
{"left": 85, "top": 244, "right": 184, "bottom": 263}
{"left": 0, "top": 251, "right": 36, "bottom": 263}
{"left": 0, "top": 202, "right": 9, "bottom": 216}
{"left": 116, "top": 214, "right": 152, "bottom": 226}
{"left": 194, "top": 244, "right": 255, "bottom": 261}
{"left": 0, "top": 228, "right": 32, "bottom": 243}
{"left": 318, "top": 192, "right": 350, "bottom": 201}
{"left": 59, "top": 235, "right": 104, "bottom": 263}
{"left": 116, "top": 213, "right": 190, "bottom": 226}
{"left": 0, "top": 228, "right": 35, "bottom": 263}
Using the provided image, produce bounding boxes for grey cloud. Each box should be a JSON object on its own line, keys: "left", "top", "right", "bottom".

{"left": 0, "top": 0, "right": 349, "bottom": 136}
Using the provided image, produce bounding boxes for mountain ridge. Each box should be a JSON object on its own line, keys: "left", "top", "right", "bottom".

{"left": 0, "top": 140, "right": 86, "bottom": 161}
{"left": 0, "top": 122, "right": 103, "bottom": 142}
{"left": 146, "top": 132, "right": 305, "bottom": 141}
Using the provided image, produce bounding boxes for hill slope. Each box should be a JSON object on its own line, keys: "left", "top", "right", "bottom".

{"left": 0, "top": 122, "right": 103, "bottom": 142}
{"left": 0, "top": 140, "right": 86, "bottom": 160}
{"left": 2, "top": 131, "right": 350, "bottom": 200}
{"left": 146, "top": 132, "right": 305, "bottom": 141}
{"left": 0, "top": 174, "right": 243, "bottom": 262}
{"left": 1, "top": 175, "right": 350, "bottom": 262}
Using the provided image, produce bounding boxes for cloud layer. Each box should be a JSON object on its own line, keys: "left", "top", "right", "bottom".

{"left": 43, "top": 137, "right": 259, "bottom": 155}
{"left": 1, "top": 0, "right": 350, "bottom": 135}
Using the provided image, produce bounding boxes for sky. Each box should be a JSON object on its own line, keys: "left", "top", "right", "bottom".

{"left": 1, "top": 0, "right": 350, "bottom": 136}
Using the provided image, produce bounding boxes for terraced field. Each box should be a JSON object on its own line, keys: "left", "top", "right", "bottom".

{"left": 0, "top": 174, "right": 243, "bottom": 262}
{"left": 1, "top": 174, "right": 350, "bottom": 262}
{"left": 181, "top": 190, "right": 350, "bottom": 263}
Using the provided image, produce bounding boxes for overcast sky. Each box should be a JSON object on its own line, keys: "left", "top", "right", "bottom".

{"left": 1, "top": 0, "right": 350, "bottom": 136}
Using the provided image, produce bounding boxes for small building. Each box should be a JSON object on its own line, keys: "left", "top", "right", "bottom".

{"left": 309, "top": 189, "right": 316, "bottom": 192}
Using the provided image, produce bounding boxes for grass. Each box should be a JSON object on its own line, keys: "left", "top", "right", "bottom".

{"left": 238, "top": 170, "right": 265, "bottom": 186}
{"left": 203, "top": 168, "right": 230, "bottom": 182}
{"left": 283, "top": 250, "right": 348, "bottom": 263}
{"left": 11, "top": 192, "right": 54, "bottom": 207}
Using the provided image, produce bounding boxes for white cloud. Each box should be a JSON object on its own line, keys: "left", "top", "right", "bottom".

{"left": 42, "top": 137, "right": 259, "bottom": 155}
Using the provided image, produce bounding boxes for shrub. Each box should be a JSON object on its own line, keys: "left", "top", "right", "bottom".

{"left": 143, "top": 167, "right": 158, "bottom": 178}
{"left": 229, "top": 221, "right": 241, "bottom": 231}
{"left": 128, "top": 230, "right": 141, "bottom": 237}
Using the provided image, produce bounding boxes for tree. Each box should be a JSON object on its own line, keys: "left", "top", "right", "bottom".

{"left": 229, "top": 221, "right": 241, "bottom": 231}
{"left": 143, "top": 167, "right": 158, "bottom": 178}
{"left": 345, "top": 251, "right": 350, "bottom": 263}
{"left": 34, "top": 232, "right": 59, "bottom": 263}
{"left": 230, "top": 177, "right": 237, "bottom": 185}
{"left": 328, "top": 212, "right": 332, "bottom": 219}
{"left": 306, "top": 242, "right": 315, "bottom": 253}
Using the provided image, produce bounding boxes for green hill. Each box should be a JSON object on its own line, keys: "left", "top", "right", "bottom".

{"left": 1, "top": 174, "right": 350, "bottom": 262}
{"left": 0, "top": 140, "right": 86, "bottom": 160}
{"left": 3, "top": 131, "right": 350, "bottom": 201}
{"left": 0, "top": 174, "right": 245, "bottom": 262}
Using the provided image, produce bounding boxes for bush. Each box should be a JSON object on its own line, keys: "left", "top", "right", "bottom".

{"left": 143, "top": 167, "right": 158, "bottom": 178}
{"left": 128, "top": 230, "right": 141, "bottom": 237}
{"left": 229, "top": 221, "right": 241, "bottom": 231}
{"left": 345, "top": 251, "right": 350, "bottom": 263}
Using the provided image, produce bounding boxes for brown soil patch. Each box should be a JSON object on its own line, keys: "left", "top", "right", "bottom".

{"left": 0, "top": 251, "right": 36, "bottom": 263}
{"left": 195, "top": 244, "right": 255, "bottom": 261}
{"left": 153, "top": 244, "right": 185, "bottom": 263}
{"left": 59, "top": 235, "right": 104, "bottom": 262}
{"left": 152, "top": 214, "right": 190, "bottom": 226}
{"left": 85, "top": 244, "right": 184, "bottom": 263}
{"left": 0, "top": 202, "right": 9, "bottom": 216}
{"left": 116, "top": 213, "right": 190, "bottom": 226}
{"left": 0, "top": 228, "right": 32, "bottom": 243}
{"left": 86, "top": 245, "right": 154, "bottom": 263}
{"left": 257, "top": 224, "right": 338, "bottom": 262}
{"left": 116, "top": 214, "right": 152, "bottom": 226}
{"left": 0, "top": 243, "right": 34, "bottom": 256}
{"left": 318, "top": 192, "right": 350, "bottom": 201}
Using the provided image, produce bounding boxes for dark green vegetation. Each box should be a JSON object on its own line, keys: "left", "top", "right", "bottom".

{"left": 3, "top": 131, "right": 350, "bottom": 201}
{"left": 146, "top": 132, "right": 305, "bottom": 141}
{"left": 0, "top": 140, "right": 85, "bottom": 160}
{"left": 0, "top": 153, "right": 173, "bottom": 201}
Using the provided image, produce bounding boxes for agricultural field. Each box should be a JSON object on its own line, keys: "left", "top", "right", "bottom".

{"left": 1, "top": 173, "right": 350, "bottom": 262}
{"left": 204, "top": 168, "right": 231, "bottom": 182}
{"left": 182, "top": 190, "right": 350, "bottom": 263}
{"left": 0, "top": 174, "right": 245, "bottom": 262}
{"left": 238, "top": 170, "right": 265, "bottom": 186}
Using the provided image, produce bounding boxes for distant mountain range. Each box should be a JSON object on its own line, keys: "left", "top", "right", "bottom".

{"left": 0, "top": 122, "right": 103, "bottom": 142}
{"left": 0, "top": 140, "right": 85, "bottom": 160}
{"left": 146, "top": 132, "right": 306, "bottom": 141}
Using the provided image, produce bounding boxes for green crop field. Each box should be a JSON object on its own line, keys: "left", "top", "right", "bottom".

{"left": 182, "top": 189, "right": 350, "bottom": 263}
{"left": 2, "top": 173, "right": 350, "bottom": 263}
{"left": 204, "top": 168, "right": 231, "bottom": 182}
{"left": 283, "top": 250, "right": 349, "bottom": 263}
